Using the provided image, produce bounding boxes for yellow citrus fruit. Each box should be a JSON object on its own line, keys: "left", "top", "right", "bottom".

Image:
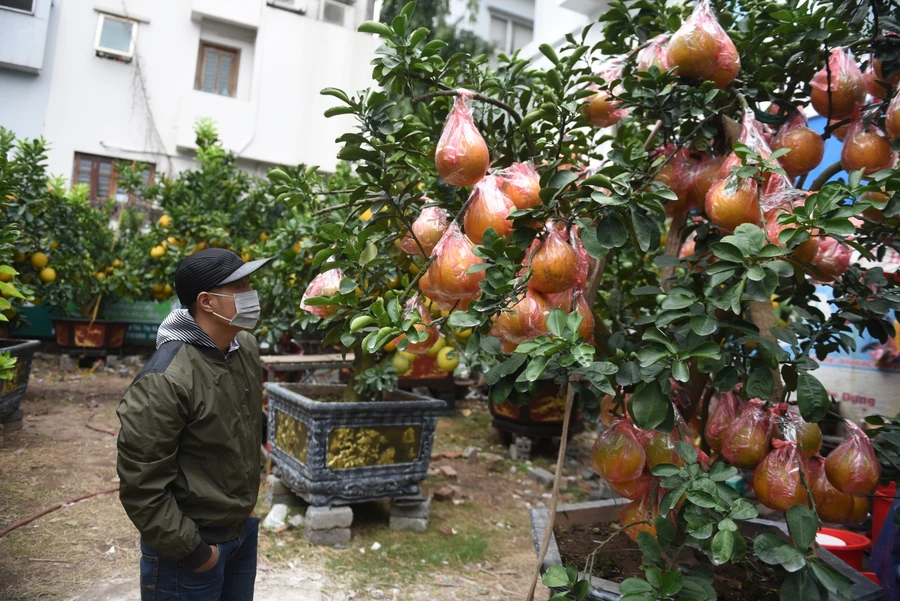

{"left": 360, "top": 208, "right": 373, "bottom": 221}
{"left": 426, "top": 336, "right": 447, "bottom": 357}
{"left": 242, "top": 253, "right": 251, "bottom": 262}
{"left": 408, "top": 262, "right": 420, "bottom": 275}
{"left": 163, "top": 284, "right": 173, "bottom": 296}
{"left": 195, "top": 242, "right": 209, "bottom": 251}
{"left": 2, "top": 308, "right": 16, "bottom": 320}
{"left": 30, "top": 252, "right": 48, "bottom": 269}
{"left": 158, "top": 214, "right": 172, "bottom": 228}
{"left": 1, "top": 284, "right": 15, "bottom": 298}
{"left": 391, "top": 353, "right": 410, "bottom": 374}
{"left": 384, "top": 340, "right": 397, "bottom": 352}
{"left": 293, "top": 242, "right": 301, "bottom": 254}
{"left": 39, "top": 267, "right": 56, "bottom": 283}
{"left": 259, "top": 232, "right": 269, "bottom": 242}
{"left": 150, "top": 245, "right": 166, "bottom": 259}
{"left": 386, "top": 274, "right": 400, "bottom": 289}
{"left": 437, "top": 347, "right": 459, "bottom": 372}
{"left": 95, "top": 271, "right": 106, "bottom": 280}
{"left": 167, "top": 236, "right": 179, "bottom": 247}
{"left": 0, "top": 271, "right": 12, "bottom": 283}
{"left": 454, "top": 327, "right": 473, "bottom": 341}
{"left": 399, "top": 351, "right": 417, "bottom": 362}
{"left": 49, "top": 241, "right": 59, "bottom": 249}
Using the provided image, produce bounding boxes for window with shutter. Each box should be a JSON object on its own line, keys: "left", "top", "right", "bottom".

{"left": 195, "top": 42, "right": 240, "bottom": 98}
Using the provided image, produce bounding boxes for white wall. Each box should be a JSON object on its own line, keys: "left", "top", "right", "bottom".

{"left": 10, "top": 0, "right": 377, "bottom": 184}
{"left": 0, "top": 0, "right": 53, "bottom": 72}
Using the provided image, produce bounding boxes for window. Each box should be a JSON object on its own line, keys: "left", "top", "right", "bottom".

{"left": 94, "top": 14, "right": 137, "bottom": 61}
{"left": 73, "top": 153, "right": 156, "bottom": 217}
{"left": 195, "top": 42, "right": 240, "bottom": 98}
{"left": 320, "top": 0, "right": 353, "bottom": 26}
{"left": 0, "top": 0, "right": 35, "bottom": 14}
{"left": 489, "top": 12, "right": 533, "bottom": 56}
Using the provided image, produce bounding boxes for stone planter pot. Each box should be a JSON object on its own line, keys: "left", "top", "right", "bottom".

{"left": 0, "top": 339, "right": 39, "bottom": 422}
{"left": 52, "top": 318, "right": 130, "bottom": 357}
{"left": 265, "top": 382, "right": 446, "bottom": 506}
{"left": 489, "top": 382, "right": 584, "bottom": 442}
{"left": 531, "top": 499, "right": 882, "bottom": 601}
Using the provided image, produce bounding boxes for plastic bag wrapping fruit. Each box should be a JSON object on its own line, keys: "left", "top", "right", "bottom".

{"left": 644, "top": 427, "right": 683, "bottom": 469}
{"left": 495, "top": 162, "right": 541, "bottom": 210}
{"left": 392, "top": 294, "right": 440, "bottom": 355}
{"left": 887, "top": 87, "right": 900, "bottom": 141}
{"left": 666, "top": 0, "right": 740, "bottom": 88}
{"left": 752, "top": 440, "right": 808, "bottom": 512}
{"left": 705, "top": 175, "right": 761, "bottom": 232}
{"left": 619, "top": 491, "right": 661, "bottom": 542}
{"left": 636, "top": 33, "right": 671, "bottom": 74}
{"left": 583, "top": 58, "right": 629, "bottom": 128}
{"left": 806, "top": 454, "right": 855, "bottom": 523}
{"left": 491, "top": 285, "right": 550, "bottom": 344}
{"left": 526, "top": 221, "right": 578, "bottom": 294}
{"left": 809, "top": 48, "right": 866, "bottom": 120}
{"left": 398, "top": 205, "right": 450, "bottom": 256}
{"left": 825, "top": 419, "right": 881, "bottom": 496}
{"left": 809, "top": 236, "right": 851, "bottom": 282}
{"left": 774, "top": 405, "right": 823, "bottom": 457}
{"left": 721, "top": 399, "right": 772, "bottom": 469}
{"left": 771, "top": 111, "right": 825, "bottom": 179}
{"left": 599, "top": 394, "right": 628, "bottom": 427}
{"left": 704, "top": 390, "right": 742, "bottom": 453}
{"left": 652, "top": 144, "right": 694, "bottom": 216}
{"left": 591, "top": 419, "right": 647, "bottom": 483}
{"left": 421, "top": 222, "right": 485, "bottom": 303}
{"left": 687, "top": 154, "right": 724, "bottom": 209}
{"left": 866, "top": 52, "right": 900, "bottom": 99}
{"left": 463, "top": 175, "right": 515, "bottom": 244}
{"left": 544, "top": 226, "right": 593, "bottom": 311}
{"left": 300, "top": 267, "right": 345, "bottom": 317}
{"left": 571, "top": 289, "right": 595, "bottom": 343}
{"left": 841, "top": 106, "right": 897, "bottom": 175}
{"left": 608, "top": 472, "right": 658, "bottom": 501}
{"left": 435, "top": 90, "right": 490, "bottom": 187}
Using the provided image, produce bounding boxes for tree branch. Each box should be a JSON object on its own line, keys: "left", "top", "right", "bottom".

{"left": 809, "top": 161, "right": 843, "bottom": 191}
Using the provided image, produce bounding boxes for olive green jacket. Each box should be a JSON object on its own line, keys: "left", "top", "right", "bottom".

{"left": 116, "top": 315, "right": 262, "bottom": 570}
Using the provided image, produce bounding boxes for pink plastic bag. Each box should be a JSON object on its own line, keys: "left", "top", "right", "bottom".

{"left": 810, "top": 236, "right": 851, "bottom": 282}
{"left": 666, "top": 0, "right": 740, "bottom": 88}
{"left": 300, "top": 268, "right": 345, "bottom": 318}
{"left": 583, "top": 58, "right": 629, "bottom": 128}
{"left": 398, "top": 205, "right": 450, "bottom": 256}
{"left": 809, "top": 48, "right": 866, "bottom": 120}
{"left": 888, "top": 87, "right": 900, "bottom": 141}
{"left": 527, "top": 222, "right": 578, "bottom": 294}
{"left": 592, "top": 419, "right": 646, "bottom": 483}
{"left": 771, "top": 111, "right": 825, "bottom": 179}
{"left": 752, "top": 440, "right": 808, "bottom": 512}
{"left": 435, "top": 90, "right": 490, "bottom": 187}
{"left": 825, "top": 420, "right": 881, "bottom": 496}
{"left": 687, "top": 154, "right": 724, "bottom": 210}
{"left": 721, "top": 399, "right": 771, "bottom": 469}
{"left": 636, "top": 34, "right": 670, "bottom": 74}
{"left": 841, "top": 106, "right": 897, "bottom": 175}
{"left": 704, "top": 391, "right": 741, "bottom": 453}
{"left": 496, "top": 162, "right": 541, "bottom": 210}
{"left": 421, "top": 222, "right": 485, "bottom": 303}
{"left": 491, "top": 285, "right": 551, "bottom": 344}
{"left": 463, "top": 175, "right": 515, "bottom": 244}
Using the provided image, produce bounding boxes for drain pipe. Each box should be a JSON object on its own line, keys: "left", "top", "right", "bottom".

{"left": 238, "top": 0, "right": 268, "bottom": 158}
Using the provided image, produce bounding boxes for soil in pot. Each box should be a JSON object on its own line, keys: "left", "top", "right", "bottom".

{"left": 554, "top": 523, "right": 781, "bottom": 601}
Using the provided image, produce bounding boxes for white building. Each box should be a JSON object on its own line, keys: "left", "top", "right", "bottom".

{"left": 0, "top": 0, "right": 603, "bottom": 209}
{"left": 0, "top": 0, "right": 381, "bottom": 207}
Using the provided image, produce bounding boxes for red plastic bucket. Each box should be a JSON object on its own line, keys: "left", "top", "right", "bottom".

{"left": 817, "top": 528, "right": 871, "bottom": 570}
{"left": 872, "top": 482, "right": 896, "bottom": 542}
{"left": 862, "top": 572, "right": 880, "bottom": 585}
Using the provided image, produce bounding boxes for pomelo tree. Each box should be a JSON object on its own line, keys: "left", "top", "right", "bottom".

{"left": 275, "top": 0, "right": 900, "bottom": 598}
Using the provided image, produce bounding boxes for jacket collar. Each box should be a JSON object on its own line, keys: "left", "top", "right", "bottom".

{"left": 156, "top": 308, "right": 240, "bottom": 355}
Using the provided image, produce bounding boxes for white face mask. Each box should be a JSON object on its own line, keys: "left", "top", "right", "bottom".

{"left": 208, "top": 290, "right": 261, "bottom": 330}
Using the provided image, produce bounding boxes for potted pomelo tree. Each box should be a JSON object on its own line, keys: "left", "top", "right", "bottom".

{"left": 274, "top": 0, "right": 899, "bottom": 595}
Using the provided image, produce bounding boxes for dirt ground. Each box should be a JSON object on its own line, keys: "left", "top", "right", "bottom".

{"left": 0, "top": 356, "right": 597, "bottom": 600}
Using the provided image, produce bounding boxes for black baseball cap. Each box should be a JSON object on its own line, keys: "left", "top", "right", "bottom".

{"left": 174, "top": 248, "right": 272, "bottom": 307}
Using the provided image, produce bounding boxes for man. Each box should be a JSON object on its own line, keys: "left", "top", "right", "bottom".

{"left": 117, "top": 248, "right": 271, "bottom": 600}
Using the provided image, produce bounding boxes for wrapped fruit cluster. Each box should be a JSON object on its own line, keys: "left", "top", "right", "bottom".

{"left": 420, "top": 222, "right": 485, "bottom": 311}
{"left": 300, "top": 268, "right": 345, "bottom": 318}
{"left": 666, "top": 0, "right": 740, "bottom": 88}
{"left": 398, "top": 205, "right": 450, "bottom": 256}
{"left": 770, "top": 111, "right": 825, "bottom": 179}
{"left": 841, "top": 106, "right": 897, "bottom": 176}
{"left": 584, "top": 58, "right": 629, "bottom": 128}
{"left": 435, "top": 91, "right": 490, "bottom": 187}
{"left": 809, "top": 48, "right": 866, "bottom": 120}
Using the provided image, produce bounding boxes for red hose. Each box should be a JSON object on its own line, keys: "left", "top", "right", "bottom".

{"left": 0, "top": 487, "right": 119, "bottom": 539}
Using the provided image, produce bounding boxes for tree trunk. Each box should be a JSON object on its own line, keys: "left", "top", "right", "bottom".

{"left": 660, "top": 211, "right": 687, "bottom": 292}
{"left": 342, "top": 344, "right": 376, "bottom": 403}
{"left": 748, "top": 300, "right": 785, "bottom": 403}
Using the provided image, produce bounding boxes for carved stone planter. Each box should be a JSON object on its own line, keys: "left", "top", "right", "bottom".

{"left": 489, "top": 382, "right": 584, "bottom": 441}
{"left": 265, "top": 383, "right": 446, "bottom": 506}
{"left": 0, "top": 339, "right": 39, "bottom": 422}
{"left": 531, "top": 499, "right": 883, "bottom": 601}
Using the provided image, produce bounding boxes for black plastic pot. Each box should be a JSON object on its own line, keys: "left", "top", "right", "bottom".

{"left": 265, "top": 383, "right": 446, "bottom": 506}
{"left": 0, "top": 339, "right": 40, "bottom": 421}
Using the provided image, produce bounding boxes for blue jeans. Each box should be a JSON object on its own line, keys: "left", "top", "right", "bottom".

{"left": 139, "top": 517, "right": 259, "bottom": 601}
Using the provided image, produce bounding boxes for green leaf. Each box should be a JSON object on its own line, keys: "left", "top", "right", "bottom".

{"left": 638, "top": 531, "right": 662, "bottom": 564}
{"left": 525, "top": 356, "right": 551, "bottom": 381}
{"left": 711, "top": 530, "right": 734, "bottom": 565}
{"left": 637, "top": 347, "right": 668, "bottom": 367}
{"left": 448, "top": 312, "right": 480, "bottom": 328}
{"left": 796, "top": 373, "right": 829, "bottom": 423}
{"left": 746, "top": 368, "right": 774, "bottom": 400}
{"left": 548, "top": 170, "right": 579, "bottom": 190}
{"left": 765, "top": 260, "right": 794, "bottom": 278}
{"left": 672, "top": 361, "right": 690, "bottom": 382}
{"left": 754, "top": 534, "right": 790, "bottom": 565}
{"left": 690, "top": 342, "right": 721, "bottom": 360}
{"left": 733, "top": 223, "right": 767, "bottom": 255}
{"left": 539, "top": 44, "right": 560, "bottom": 64}
{"left": 619, "top": 578, "right": 654, "bottom": 594}
{"left": 691, "top": 315, "right": 718, "bottom": 336}
{"left": 596, "top": 215, "right": 629, "bottom": 248}
{"left": 676, "top": 441, "right": 697, "bottom": 464}
{"left": 808, "top": 558, "right": 853, "bottom": 599}
{"left": 359, "top": 242, "right": 377, "bottom": 266}
{"left": 786, "top": 505, "right": 818, "bottom": 550}
{"left": 541, "top": 565, "right": 570, "bottom": 587}
{"left": 651, "top": 464, "right": 681, "bottom": 477}
{"left": 617, "top": 360, "right": 641, "bottom": 386}
{"left": 780, "top": 570, "right": 821, "bottom": 601}
{"left": 629, "top": 381, "right": 668, "bottom": 430}
{"left": 358, "top": 21, "right": 394, "bottom": 36}
{"left": 324, "top": 106, "right": 356, "bottom": 118}
{"left": 711, "top": 242, "right": 745, "bottom": 263}
{"left": 547, "top": 308, "right": 566, "bottom": 337}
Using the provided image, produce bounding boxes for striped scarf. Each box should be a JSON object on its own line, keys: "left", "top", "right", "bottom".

{"left": 156, "top": 309, "right": 240, "bottom": 354}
